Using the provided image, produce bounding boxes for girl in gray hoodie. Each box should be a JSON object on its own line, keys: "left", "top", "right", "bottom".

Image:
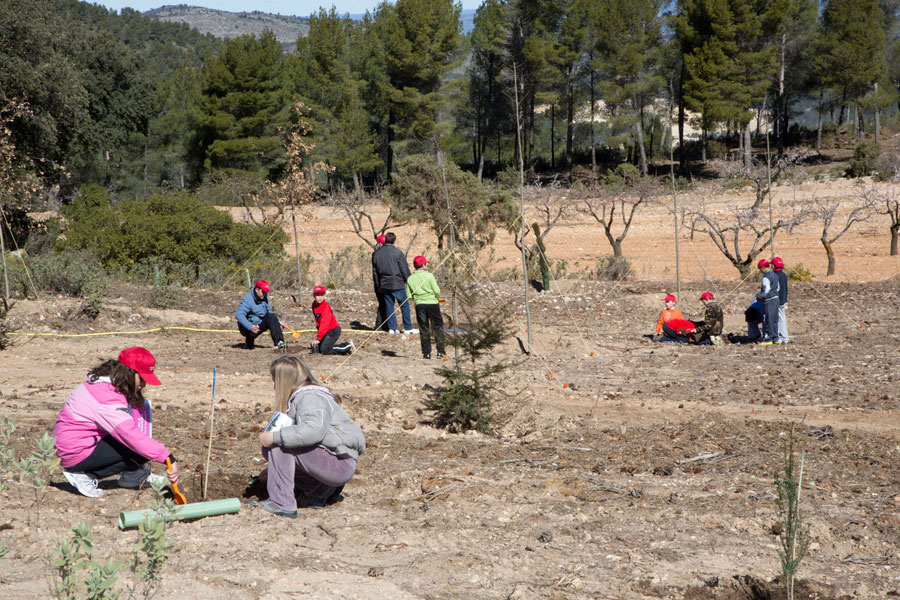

{"left": 252, "top": 356, "right": 365, "bottom": 518}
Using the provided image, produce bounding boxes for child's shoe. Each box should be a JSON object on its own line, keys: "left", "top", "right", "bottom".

{"left": 64, "top": 471, "right": 104, "bottom": 498}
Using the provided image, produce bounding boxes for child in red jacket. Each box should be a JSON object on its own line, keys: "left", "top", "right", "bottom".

{"left": 310, "top": 286, "right": 354, "bottom": 355}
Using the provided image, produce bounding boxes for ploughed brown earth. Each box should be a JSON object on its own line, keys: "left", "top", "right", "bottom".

{"left": 1, "top": 179, "right": 899, "bottom": 599}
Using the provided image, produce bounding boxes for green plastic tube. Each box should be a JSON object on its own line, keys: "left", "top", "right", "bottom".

{"left": 118, "top": 497, "right": 241, "bottom": 530}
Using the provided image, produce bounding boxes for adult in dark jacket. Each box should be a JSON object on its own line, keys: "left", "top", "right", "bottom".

{"left": 756, "top": 259, "right": 780, "bottom": 344}
{"left": 372, "top": 234, "right": 388, "bottom": 331}
{"left": 371, "top": 232, "right": 414, "bottom": 333}
{"left": 236, "top": 280, "right": 286, "bottom": 349}
{"left": 772, "top": 257, "right": 789, "bottom": 343}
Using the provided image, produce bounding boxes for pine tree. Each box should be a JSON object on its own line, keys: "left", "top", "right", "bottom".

{"left": 190, "top": 31, "right": 288, "bottom": 182}
{"left": 592, "top": 0, "right": 664, "bottom": 176}
{"left": 374, "top": 0, "right": 465, "bottom": 160}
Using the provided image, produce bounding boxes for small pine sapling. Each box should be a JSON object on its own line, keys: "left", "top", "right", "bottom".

{"left": 425, "top": 304, "right": 513, "bottom": 433}
{"left": 775, "top": 430, "right": 810, "bottom": 600}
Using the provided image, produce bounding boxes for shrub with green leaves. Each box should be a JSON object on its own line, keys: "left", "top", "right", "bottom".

{"left": 60, "top": 185, "right": 287, "bottom": 268}
{"left": 847, "top": 142, "right": 881, "bottom": 178}
{"left": 788, "top": 263, "right": 814, "bottom": 282}
{"left": 775, "top": 431, "right": 810, "bottom": 600}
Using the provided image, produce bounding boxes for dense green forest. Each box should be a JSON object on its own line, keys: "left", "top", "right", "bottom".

{"left": 3, "top": 0, "right": 899, "bottom": 202}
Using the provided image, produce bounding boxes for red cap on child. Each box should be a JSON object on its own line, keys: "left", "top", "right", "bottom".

{"left": 413, "top": 255, "right": 428, "bottom": 267}
{"left": 663, "top": 294, "right": 676, "bottom": 302}
{"left": 376, "top": 235, "right": 386, "bottom": 245}
{"left": 757, "top": 259, "right": 770, "bottom": 269}
{"left": 313, "top": 285, "right": 326, "bottom": 295}
{"left": 118, "top": 347, "right": 161, "bottom": 386}
{"left": 700, "top": 292, "right": 715, "bottom": 300}
{"left": 772, "top": 257, "right": 784, "bottom": 269}
{"left": 255, "top": 280, "right": 270, "bottom": 293}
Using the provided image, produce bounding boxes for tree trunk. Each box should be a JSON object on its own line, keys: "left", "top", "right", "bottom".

{"left": 611, "top": 238, "right": 623, "bottom": 258}
{"left": 528, "top": 92, "right": 535, "bottom": 169}
{"left": 550, "top": 103, "right": 555, "bottom": 171}
{"left": 857, "top": 107, "right": 864, "bottom": 141}
{"left": 590, "top": 49, "right": 596, "bottom": 177}
{"left": 891, "top": 224, "right": 899, "bottom": 256}
{"left": 678, "top": 65, "right": 686, "bottom": 173}
{"left": 822, "top": 237, "right": 835, "bottom": 276}
{"left": 701, "top": 129, "right": 707, "bottom": 163}
{"left": 874, "top": 82, "right": 880, "bottom": 144}
{"left": 635, "top": 100, "right": 648, "bottom": 176}
{"left": 743, "top": 122, "right": 752, "bottom": 171}
{"left": 565, "top": 63, "right": 574, "bottom": 180}
{"left": 777, "top": 33, "right": 786, "bottom": 155}
{"left": 737, "top": 262, "right": 751, "bottom": 279}
{"left": 816, "top": 88, "right": 824, "bottom": 152}
{"left": 386, "top": 108, "right": 395, "bottom": 180}
{"left": 352, "top": 171, "right": 365, "bottom": 204}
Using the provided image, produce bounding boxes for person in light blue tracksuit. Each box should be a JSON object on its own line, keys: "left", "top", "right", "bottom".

{"left": 756, "top": 259, "right": 780, "bottom": 344}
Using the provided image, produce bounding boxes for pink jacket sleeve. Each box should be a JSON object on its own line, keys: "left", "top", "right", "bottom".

{"left": 88, "top": 383, "right": 171, "bottom": 464}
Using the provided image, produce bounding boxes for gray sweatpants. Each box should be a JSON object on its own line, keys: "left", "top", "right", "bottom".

{"left": 777, "top": 304, "right": 789, "bottom": 343}
{"left": 263, "top": 445, "right": 357, "bottom": 511}
{"left": 763, "top": 298, "right": 780, "bottom": 342}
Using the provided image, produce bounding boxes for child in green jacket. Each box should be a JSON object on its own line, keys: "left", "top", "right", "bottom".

{"left": 405, "top": 256, "right": 447, "bottom": 359}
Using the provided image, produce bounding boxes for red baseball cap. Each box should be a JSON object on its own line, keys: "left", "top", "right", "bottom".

{"left": 772, "top": 257, "right": 784, "bottom": 269}
{"left": 413, "top": 255, "right": 428, "bottom": 267}
{"left": 376, "top": 234, "right": 386, "bottom": 245}
{"left": 118, "top": 347, "right": 161, "bottom": 386}
{"left": 313, "top": 285, "right": 326, "bottom": 295}
{"left": 757, "top": 259, "right": 770, "bottom": 269}
{"left": 255, "top": 280, "right": 270, "bottom": 293}
{"left": 700, "top": 292, "right": 715, "bottom": 300}
{"left": 663, "top": 294, "right": 676, "bottom": 302}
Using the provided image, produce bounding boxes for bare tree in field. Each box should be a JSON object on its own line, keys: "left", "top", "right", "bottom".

{"left": 685, "top": 152, "right": 813, "bottom": 278}
{"left": 813, "top": 195, "right": 873, "bottom": 276}
{"left": 511, "top": 179, "right": 573, "bottom": 291}
{"left": 328, "top": 184, "right": 411, "bottom": 250}
{"left": 860, "top": 183, "right": 900, "bottom": 256}
{"left": 576, "top": 174, "right": 658, "bottom": 258}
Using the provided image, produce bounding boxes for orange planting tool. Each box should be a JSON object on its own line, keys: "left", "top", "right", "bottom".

{"left": 166, "top": 457, "right": 187, "bottom": 505}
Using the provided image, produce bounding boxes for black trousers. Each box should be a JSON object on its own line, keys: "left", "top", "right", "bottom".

{"left": 238, "top": 312, "right": 284, "bottom": 348}
{"left": 313, "top": 326, "right": 353, "bottom": 355}
{"left": 68, "top": 436, "right": 147, "bottom": 479}
{"left": 415, "top": 303, "right": 446, "bottom": 357}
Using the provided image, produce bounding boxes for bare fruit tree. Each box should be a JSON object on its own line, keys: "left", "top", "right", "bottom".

{"left": 859, "top": 182, "right": 900, "bottom": 256}
{"left": 511, "top": 179, "right": 573, "bottom": 291}
{"left": 576, "top": 175, "right": 658, "bottom": 258}
{"left": 813, "top": 193, "right": 873, "bottom": 276}
{"left": 328, "top": 184, "right": 411, "bottom": 250}
{"left": 685, "top": 153, "right": 813, "bottom": 278}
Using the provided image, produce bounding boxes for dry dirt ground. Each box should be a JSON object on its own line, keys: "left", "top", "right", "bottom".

{"left": 2, "top": 178, "right": 900, "bottom": 599}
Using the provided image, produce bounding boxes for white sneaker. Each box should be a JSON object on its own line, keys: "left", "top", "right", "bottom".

{"left": 388, "top": 329, "right": 398, "bottom": 335}
{"left": 64, "top": 471, "right": 105, "bottom": 498}
{"left": 408, "top": 329, "right": 419, "bottom": 335}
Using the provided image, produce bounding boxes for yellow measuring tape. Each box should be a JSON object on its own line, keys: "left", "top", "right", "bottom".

{"left": 7, "top": 326, "right": 393, "bottom": 338}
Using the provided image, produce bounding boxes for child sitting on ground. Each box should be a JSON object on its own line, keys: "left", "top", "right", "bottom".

{"left": 653, "top": 294, "right": 683, "bottom": 341}
{"left": 310, "top": 286, "right": 354, "bottom": 355}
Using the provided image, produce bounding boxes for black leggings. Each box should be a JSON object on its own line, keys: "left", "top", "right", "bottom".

{"left": 68, "top": 436, "right": 148, "bottom": 479}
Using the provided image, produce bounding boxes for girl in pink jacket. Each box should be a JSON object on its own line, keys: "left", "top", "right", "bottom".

{"left": 53, "top": 347, "right": 180, "bottom": 498}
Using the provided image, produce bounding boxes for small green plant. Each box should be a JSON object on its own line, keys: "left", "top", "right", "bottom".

{"left": 0, "top": 411, "right": 16, "bottom": 485}
{"left": 774, "top": 430, "right": 810, "bottom": 600}
{"left": 129, "top": 478, "right": 175, "bottom": 600}
{"left": 52, "top": 521, "right": 122, "bottom": 600}
{"left": 425, "top": 307, "right": 512, "bottom": 433}
{"left": 595, "top": 256, "right": 633, "bottom": 281}
{"left": 788, "top": 263, "right": 814, "bottom": 282}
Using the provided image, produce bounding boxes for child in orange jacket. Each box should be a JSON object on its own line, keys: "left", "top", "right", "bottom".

{"left": 654, "top": 294, "right": 684, "bottom": 340}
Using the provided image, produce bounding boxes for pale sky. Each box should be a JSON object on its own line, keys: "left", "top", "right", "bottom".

{"left": 96, "top": 1, "right": 482, "bottom": 17}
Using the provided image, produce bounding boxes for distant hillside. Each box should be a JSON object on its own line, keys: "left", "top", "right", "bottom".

{"left": 145, "top": 5, "right": 474, "bottom": 46}
{"left": 145, "top": 5, "right": 308, "bottom": 49}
